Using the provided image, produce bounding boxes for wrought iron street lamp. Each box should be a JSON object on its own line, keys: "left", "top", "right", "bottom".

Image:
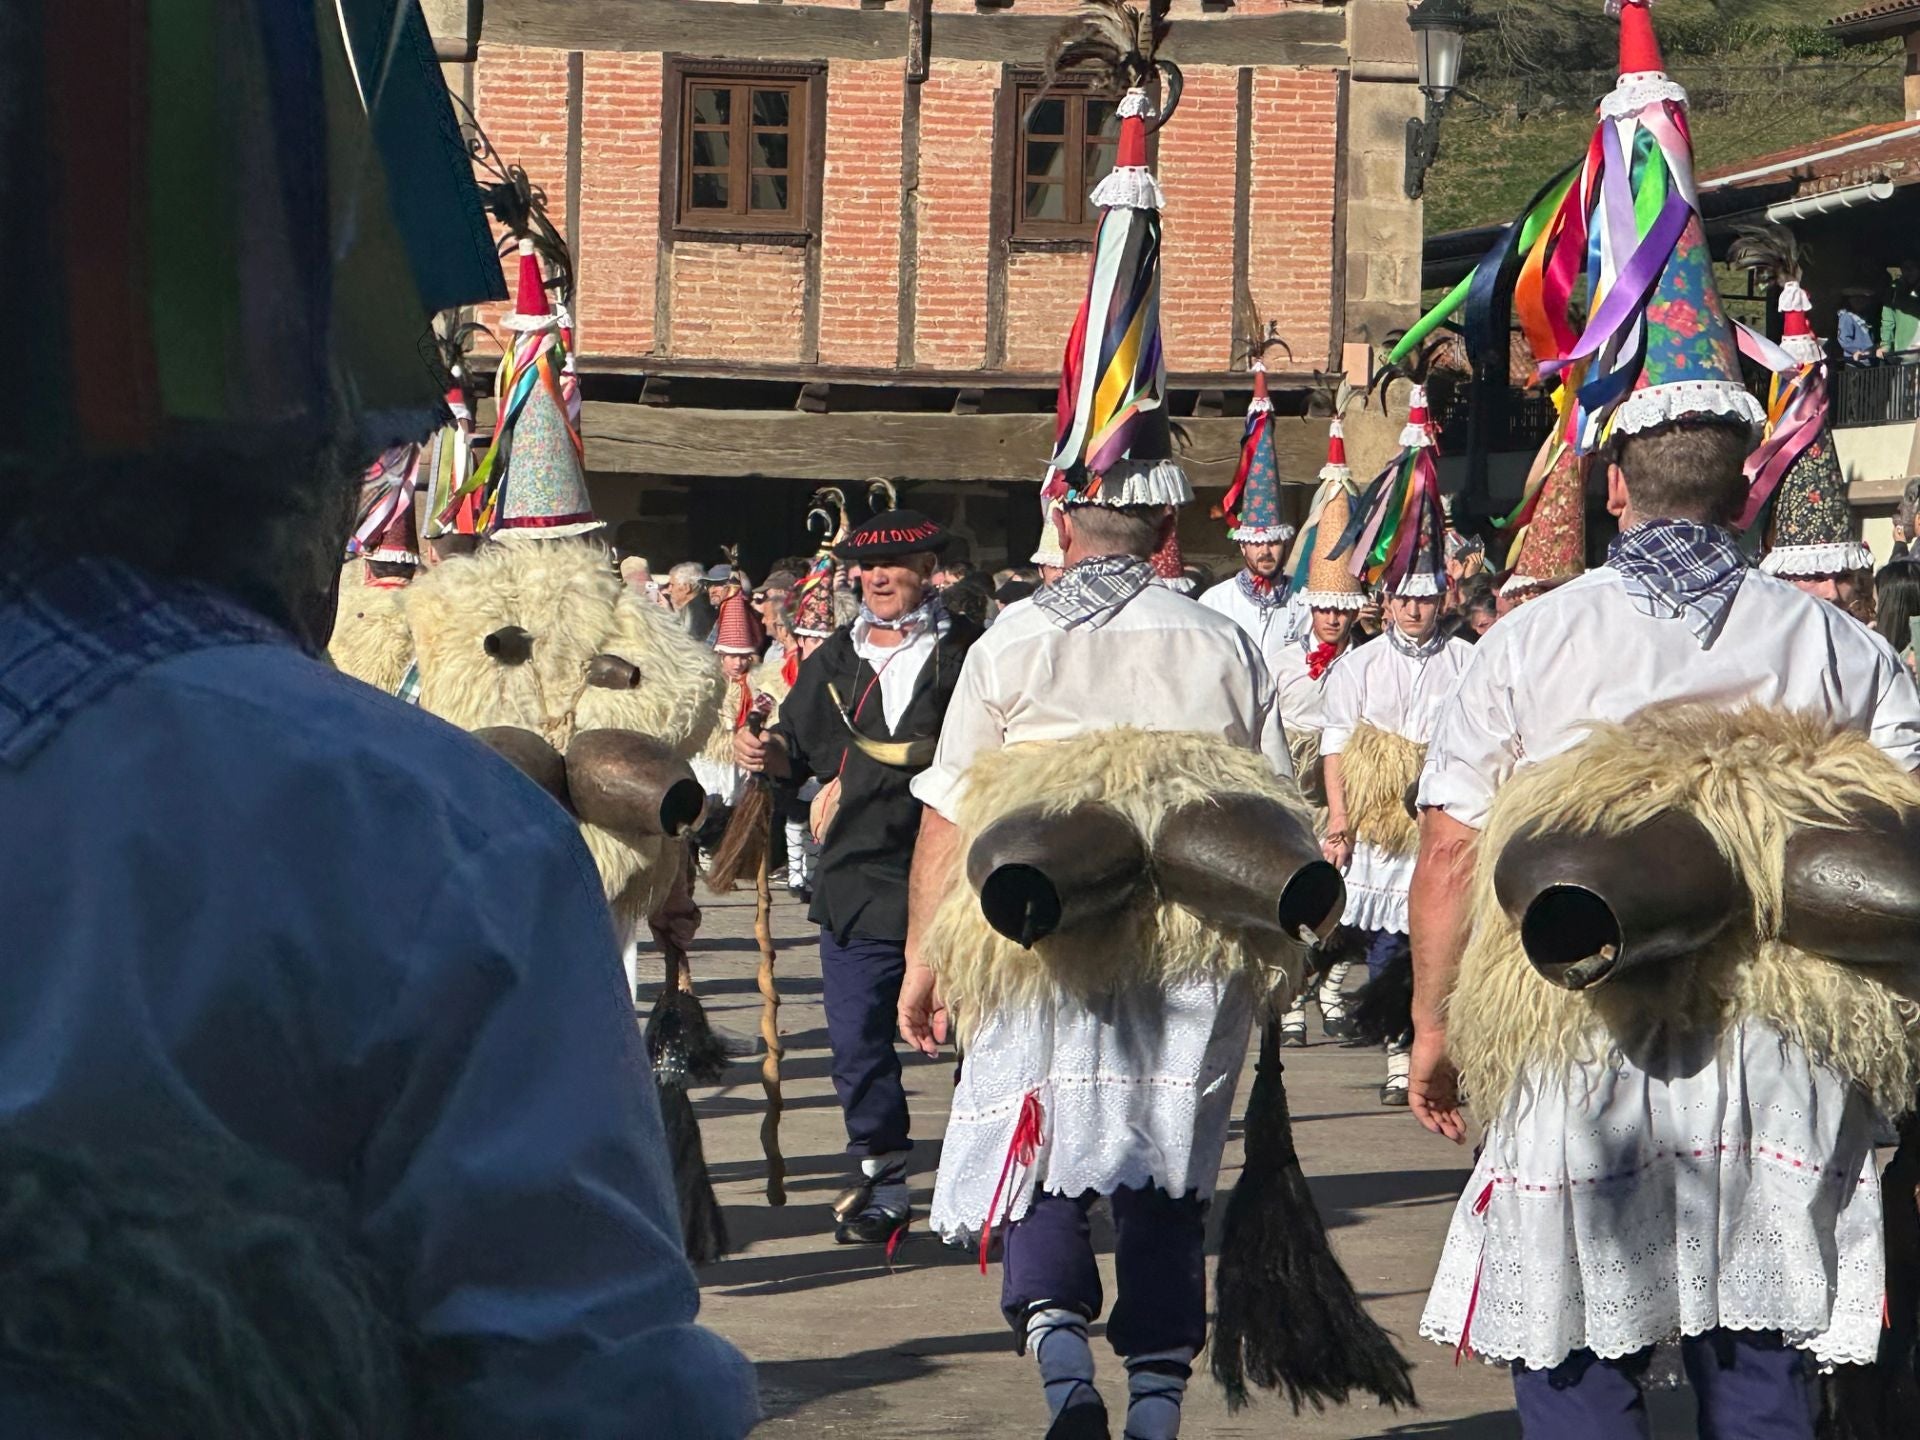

{"left": 1404, "top": 0, "right": 1471, "bottom": 200}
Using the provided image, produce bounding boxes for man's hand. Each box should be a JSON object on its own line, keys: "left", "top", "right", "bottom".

{"left": 1409, "top": 1027, "right": 1466, "bottom": 1142}
{"left": 734, "top": 728, "right": 792, "bottom": 779}
{"left": 898, "top": 962, "right": 949, "bottom": 1057}
{"left": 1321, "top": 831, "right": 1353, "bottom": 870}
{"left": 732, "top": 726, "right": 767, "bottom": 772}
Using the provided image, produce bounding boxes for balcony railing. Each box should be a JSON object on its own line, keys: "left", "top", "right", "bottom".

{"left": 1832, "top": 359, "right": 1920, "bottom": 430}
{"left": 1438, "top": 389, "right": 1557, "bottom": 455}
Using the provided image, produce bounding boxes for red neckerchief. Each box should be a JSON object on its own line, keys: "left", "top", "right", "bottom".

{"left": 732, "top": 675, "right": 754, "bottom": 730}
{"left": 1307, "top": 641, "right": 1340, "bottom": 680}
{"left": 782, "top": 650, "right": 800, "bottom": 689}
{"left": 1245, "top": 571, "right": 1275, "bottom": 598}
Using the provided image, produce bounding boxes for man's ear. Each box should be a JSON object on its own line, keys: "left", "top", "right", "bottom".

{"left": 1605, "top": 461, "right": 1631, "bottom": 519}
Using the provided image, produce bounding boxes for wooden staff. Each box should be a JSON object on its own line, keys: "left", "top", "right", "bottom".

{"left": 750, "top": 713, "right": 787, "bottom": 1206}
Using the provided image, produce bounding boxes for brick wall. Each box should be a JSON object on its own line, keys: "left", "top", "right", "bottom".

{"left": 913, "top": 61, "right": 997, "bottom": 368}
{"left": 1249, "top": 67, "right": 1340, "bottom": 370}
{"left": 668, "top": 242, "right": 807, "bottom": 361}
{"left": 473, "top": 45, "right": 571, "bottom": 339}
{"left": 467, "top": 30, "right": 1351, "bottom": 377}
{"left": 1155, "top": 64, "right": 1240, "bottom": 372}
{"left": 577, "top": 53, "right": 662, "bottom": 356}
{"left": 818, "top": 60, "right": 904, "bottom": 366}
{"left": 1003, "top": 250, "right": 1084, "bottom": 372}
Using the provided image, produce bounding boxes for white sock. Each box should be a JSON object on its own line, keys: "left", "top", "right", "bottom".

{"left": 1281, "top": 1000, "right": 1307, "bottom": 1031}
{"left": 1385, "top": 1043, "right": 1411, "bottom": 1088}
{"left": 785, "top": 819, "right": 809, "bottom": 888}
{"left": 1123, "top": 1347, "right": 1193, "bottom": 1440}
{"left": 1319, "top": 960, "right": 1351, "bottom": 1014}
{"left": 1026, "top": 1307, "right": 1098, "bottom": 1420}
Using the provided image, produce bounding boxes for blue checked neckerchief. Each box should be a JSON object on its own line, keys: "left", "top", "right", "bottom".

{"left": 0, "top": 546, "right": 290, "bottom": 767}
{"left": 1606, "top": 519, "right": 1748, "bottom": 649}
{"left": 1235, "top": 568, "right": 1291, "bottom": 611}
{"left": 1033, "top": 555, "right": 1156, "bottom": 631}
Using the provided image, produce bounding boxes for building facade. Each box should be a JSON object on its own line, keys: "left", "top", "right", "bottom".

{"left": 428, "top": 0, "right": 1428, "bottom": 576}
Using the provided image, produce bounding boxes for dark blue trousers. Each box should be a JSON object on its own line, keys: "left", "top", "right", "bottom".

{"left": 1511, "top": 1330, "right": 1815, "bottom": 1440}
{"left": 999, "top": 1186, "right": 1208, "bottom": 1357}
{"left": 1362, "top": 926, "right": 1410, "bottom": 980}
{"left": 818, "top": 929, "right": 911, "bottom": 1156}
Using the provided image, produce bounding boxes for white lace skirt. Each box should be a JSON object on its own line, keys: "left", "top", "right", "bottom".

{"left": 929, "top": 974, "right": 1255, "bottom": 1245}
{"left": 1341, "top": 840, "right": 1413, "bottom": 933}
{"left": 1420, "top": 1019, "right": 1886, "bottom": 1371}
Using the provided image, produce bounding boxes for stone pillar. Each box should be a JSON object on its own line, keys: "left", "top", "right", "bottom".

{"left": 1906, "top": 33, "right": 1920, "bottom": 121}
{"left": 1341, "top": 0, "right": 1425, "bottom": 478}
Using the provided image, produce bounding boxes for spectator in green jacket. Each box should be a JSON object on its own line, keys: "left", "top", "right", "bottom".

{"left": 1878, "top": 259, "right": 1920, "bottom": 357}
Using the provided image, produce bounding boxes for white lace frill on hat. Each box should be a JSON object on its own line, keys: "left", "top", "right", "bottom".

{"left": 1420, "top": 1019, "right": 1887, "bottom": 1372}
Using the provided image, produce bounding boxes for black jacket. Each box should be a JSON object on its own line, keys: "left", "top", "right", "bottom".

{"left": 774, "top": 617, "right": 981, "bottom": 942}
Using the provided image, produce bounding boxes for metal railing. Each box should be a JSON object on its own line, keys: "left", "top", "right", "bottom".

{"left": 1438, "top": 389, "right": 1557, "bottom": 454}
{"left": 1832, "top": 360, "right": 1920, "bottom": 430}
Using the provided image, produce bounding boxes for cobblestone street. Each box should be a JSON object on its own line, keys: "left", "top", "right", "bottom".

{"left": 658, "top": 890, "right": 1667, "bottom": 1438}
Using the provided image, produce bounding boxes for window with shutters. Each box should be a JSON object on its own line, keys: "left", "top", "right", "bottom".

{"left": 1012, "top": 82, "right": 1123, "bottom": 241}
{"left": 673, "top": 66, "right": 815, "bottom": 236}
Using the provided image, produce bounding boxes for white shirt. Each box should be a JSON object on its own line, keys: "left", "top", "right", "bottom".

{"left": 1319, "top": 630, "right": 1476, "bottom": 756}
{"left": 911, "top": 584, "right": 1292, "bottom": 822}
{"left": 852, "top": 613, "right": 939, "bottom": 732}
{"left": 1420, "top": 567, "right": 1920, "bottom": 829}
{"left": 1198, "top": 574, "right": 1295, "bottom": 676}
{"left": 1268, "top": 633, "right": 1337, "bottom": 737}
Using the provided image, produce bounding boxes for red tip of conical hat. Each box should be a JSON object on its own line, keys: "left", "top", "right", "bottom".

{"left": 1251, "top": 365, "right": 1269, "bottom": 400}
{"left": 1117, "top": 114, "right": 1148, "bottom": 169}
{"left": 513, "top": 240, "right": 549, "bottom": 318}
{"left": 1618, "top": 0, "right": 1663, "bottom": 76}
{"left": 1781, "top": 310, "right": 1814, "bottom": 337}
{"left": 1406, "top": 385, "right": 1430, "bottom": 426}
{"left": 1326, "top": 420, "right": 1347, "bottom": 466}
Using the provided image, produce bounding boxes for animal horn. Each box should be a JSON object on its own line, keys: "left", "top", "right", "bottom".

{"left": 473, "top": 726, "right": 574, "bottom": 814}
{"left": 867, "top": 477, "right": 898, "bottom": 515}
{"left": 565, "top": 729, "right": 707, "bottom": 838}
{"left": 1781, "top": 807, "right": 1920, "bottom": 966}
{"left": 1493, "top": 812, "right": 1744, "bottom": 991}
{"left": 967, "top": 803, "right": 1150, "bottom": 948}
{"left": 1153, "top": 796, "right": 1346, "bottom": 943}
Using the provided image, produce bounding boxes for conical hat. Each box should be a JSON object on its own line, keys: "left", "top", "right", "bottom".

{"left": 714, "top": 592, "right": 765, "bottom": 655}
{"left": 1759, "top": 433, "right": 1872, "bottom": 576}
{"left": 1320, "top": 416, "right": 1351, "bottom": 484}
{"left": 1150, "top": 522, "right": 1192, "bottom": 592}
{"left": 1030, "top": 500, "right": 1066, "bottom": 567}
{"left": 490, "top": 374, "right": 603, "bottom": 541}
{"left": 1506, "top": 439, "right": 1586, "bottom": 592}
{"left": 1299, "top": 484, "right": 1365, "bottom": 609}
{"left": 1225, "top": 366, "right": 1291, "bottom": 543}
{"left": 1593, "top": 3, "right": 1764, "bottom": 441}
{"left": 349, "top": 445, "right": 420, "bottom": 565}
{"left": 792, "top": 562, "right": 837, "bottom": 637}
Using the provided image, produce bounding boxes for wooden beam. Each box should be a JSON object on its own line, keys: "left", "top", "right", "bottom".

{"left": 580, "top": 403, "right": 1328, "bottom": 484}
{"left": 490, "top": 0, "right": 1347, "bottom": 67}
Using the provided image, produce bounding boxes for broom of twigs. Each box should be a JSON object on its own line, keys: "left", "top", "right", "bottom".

{"left": 706, "top": 702, "right": 774, "bottom": 893}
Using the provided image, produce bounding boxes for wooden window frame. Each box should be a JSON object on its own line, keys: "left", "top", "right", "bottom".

{"left": 999, "top": 70, "right": 1145, "bottom": 252}
{"left": 663, "top": 58, "right": 825, "bottom": 246}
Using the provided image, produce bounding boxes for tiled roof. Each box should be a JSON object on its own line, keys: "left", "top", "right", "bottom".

{"left": 1697, "top": 120, "right": 1920, "bottom": 198}
{"left": 1828, "top": 0, "right": 1920, "bottom": 38}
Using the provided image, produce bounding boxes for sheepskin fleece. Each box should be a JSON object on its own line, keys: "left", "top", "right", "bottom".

{"left": 924, "top": 727, "right": 1313, "bottom": 1036}
{"left": 751, "top": 659, "right": 792, "bottom": 722}
{"left": 405, "top": 540, "right": 723, "bottom": 758}
{"left": 1448, "top": 704, "right": 1920, "bottom": 1119}
{"left": 1341, "top": 723, "right": 1422, "bottom": 853}
{"left": 402, "top": 539, "right": 727, "bottom": 932}
{"left": 327, "top": 562, "right": 413, "bottom": 695}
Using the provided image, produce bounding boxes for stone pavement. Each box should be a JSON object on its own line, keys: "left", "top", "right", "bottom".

{"left": 657, "top": 890, "right": 1697, "bottom": 1438}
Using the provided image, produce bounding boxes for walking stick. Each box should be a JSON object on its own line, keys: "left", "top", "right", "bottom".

{"left": 749, "top": 712, "right": 787, "bottom": 1206}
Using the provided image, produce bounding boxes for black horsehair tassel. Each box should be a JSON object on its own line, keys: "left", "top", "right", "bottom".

{"left": 647, "top": 988, "right": 732, "bottom": 1265}
{"left": 1210, "top": 1019, "right": 1418, "bottom": 1413}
